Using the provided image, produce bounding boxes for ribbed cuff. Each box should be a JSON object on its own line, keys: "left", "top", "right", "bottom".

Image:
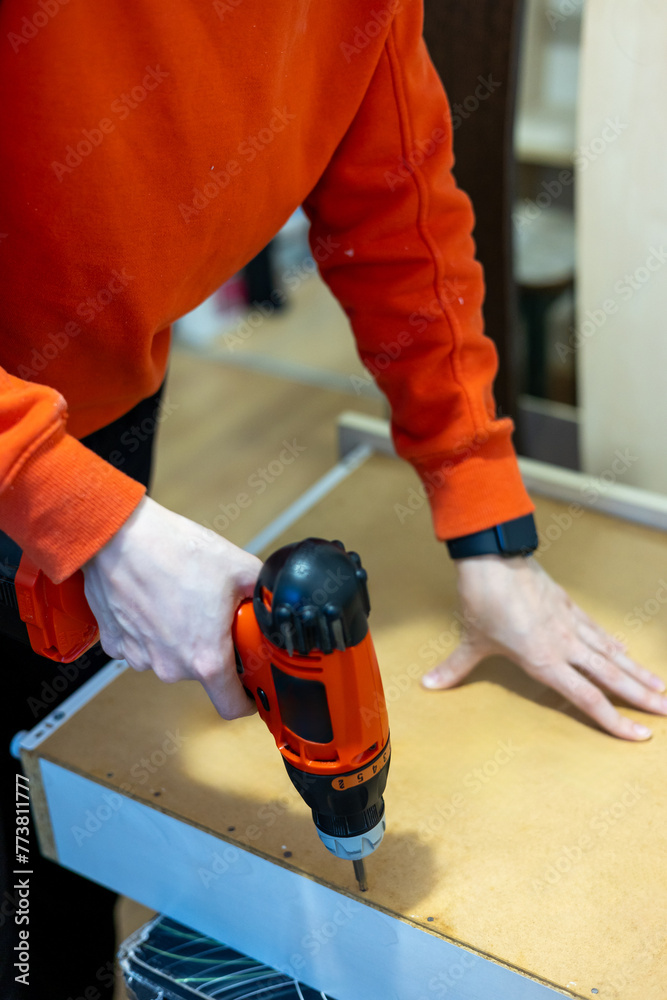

{"left": 412, "top": 426, "right": 535, "bottom": 541}
{"left": 0, "top": 429, "right": 146, "bottom": 583}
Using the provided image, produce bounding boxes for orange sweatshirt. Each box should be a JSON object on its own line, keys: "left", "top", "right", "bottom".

{"left": 0, "top": 0, "right": 533, "bottom": 583}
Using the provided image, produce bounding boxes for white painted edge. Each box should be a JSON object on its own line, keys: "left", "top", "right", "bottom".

{"left": 41, "top": 760, "right": 565, "bottom": 1000}
{"left": 336, "top": 412, "right": 667, "bottom": 532}
{"left": 518, "top": 394, "right": 579, "bottom": 425}
{"left": 11, "top": 659, "right": 128, "bottom": 757}
{"left": 337, "top": 412, "right": 393, "bottom": 459}
{"left": 245, "top": 444, "right": 373, "bottom": 555}
{"left": 518, "top": 456, "right": 667, "bottom": 531}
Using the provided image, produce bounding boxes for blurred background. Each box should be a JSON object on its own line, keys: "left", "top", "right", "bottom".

{"left": 166, "top": 0, "right": 585, "bottom": 498}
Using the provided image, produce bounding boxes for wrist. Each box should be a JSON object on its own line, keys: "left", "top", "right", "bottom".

{"left": 454, "top": 553, "right": 529, "bottom": 575}
{"left": 82, "top": 495, "right": 152, "bottom": 572}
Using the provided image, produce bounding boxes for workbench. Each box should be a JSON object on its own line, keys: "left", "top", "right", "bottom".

{"left": 18, "top": 415, "right": 667, "bottom": 999}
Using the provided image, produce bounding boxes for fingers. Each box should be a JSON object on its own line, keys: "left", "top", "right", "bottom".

{"left": 238, "top": 555, "right": 263, "bottom": 598}
{"left": 575, "top": 620, "right": 666, "bottom": 692}
{"left": 572, "top": 609, "right": 627, "bottom": 653}
{"left": 441, "top": 555, "right": 665, "bottom": 740}
{"left": 421, "top": 642, "right": 487, "bottom": 690}
{"left": 189, "top": 638, "right": 256, "bottom": 720}
{"left": 543, "top": 661, "right": 654, "bottom": 741}
{"left": 200, "top": 668, "right": 258, "bottom": 721}
{"left": 568, "top": 641, "right": 667, "bottom": 719}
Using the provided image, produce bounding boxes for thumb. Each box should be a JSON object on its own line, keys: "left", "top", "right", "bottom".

{"left": 236, "top": 553, "right": 264, "bottom": 602}
{"left": 421, "top": 641, "right": 485, "bottom": 690}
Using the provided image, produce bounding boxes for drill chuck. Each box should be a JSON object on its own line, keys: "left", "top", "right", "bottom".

{"left": 317, "top": 818, "right": 386, "bottom": 862}
{"left": 283, "top": 739, "right": 390, "bottom": 861}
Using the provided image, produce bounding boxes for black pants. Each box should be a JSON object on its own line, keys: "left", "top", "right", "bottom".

{"left": 0, "top": 386, "right": 162, "bottom": 1000}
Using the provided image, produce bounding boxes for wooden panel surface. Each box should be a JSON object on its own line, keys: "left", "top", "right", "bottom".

{"left": 35, "top": 455, "right": 667, "bottom": 999}
{"left": 150, "top": 348, "right": 383, "bottom": 545}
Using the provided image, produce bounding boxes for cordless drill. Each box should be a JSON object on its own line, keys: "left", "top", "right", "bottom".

{"left": 233, "top": 538, "right": 390, "bottom": 890}
{"left": 7, "top": 537, "right": 391, "bottom": 891}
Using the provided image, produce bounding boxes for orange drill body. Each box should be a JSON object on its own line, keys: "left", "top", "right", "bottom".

{"left": 233, "top": 597, "right": 389, "bottom": 779}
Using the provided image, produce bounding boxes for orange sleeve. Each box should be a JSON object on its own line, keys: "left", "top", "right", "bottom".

{"left": 0, "top": 369, "right": 145, "bottom": 583}
{"left": 304, "top": 4, "right": 534, "bottom": 540}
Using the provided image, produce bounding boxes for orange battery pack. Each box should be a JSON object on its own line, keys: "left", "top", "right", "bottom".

{"left": 15, "top": 554, "right": 99, "bottom": 663}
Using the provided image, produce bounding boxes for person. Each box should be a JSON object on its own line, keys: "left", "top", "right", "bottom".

{"left": 1, "top": 2, "right": 665, "bottom": 997}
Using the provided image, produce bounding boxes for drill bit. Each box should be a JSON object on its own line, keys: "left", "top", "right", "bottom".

{"left": 353, "top": 859, "right": 368, "bottom": 892}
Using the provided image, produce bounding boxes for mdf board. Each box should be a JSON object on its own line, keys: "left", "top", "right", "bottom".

{"left": 577, "top": 0, "right": 667, "bottom": 492}
{"left": 20, "top": 453, "right": 667, "bottom": 1000}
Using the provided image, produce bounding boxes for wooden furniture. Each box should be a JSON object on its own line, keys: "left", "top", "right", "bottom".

{"left": 19, "top": 419, "right": 667, "bottom": 1000}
